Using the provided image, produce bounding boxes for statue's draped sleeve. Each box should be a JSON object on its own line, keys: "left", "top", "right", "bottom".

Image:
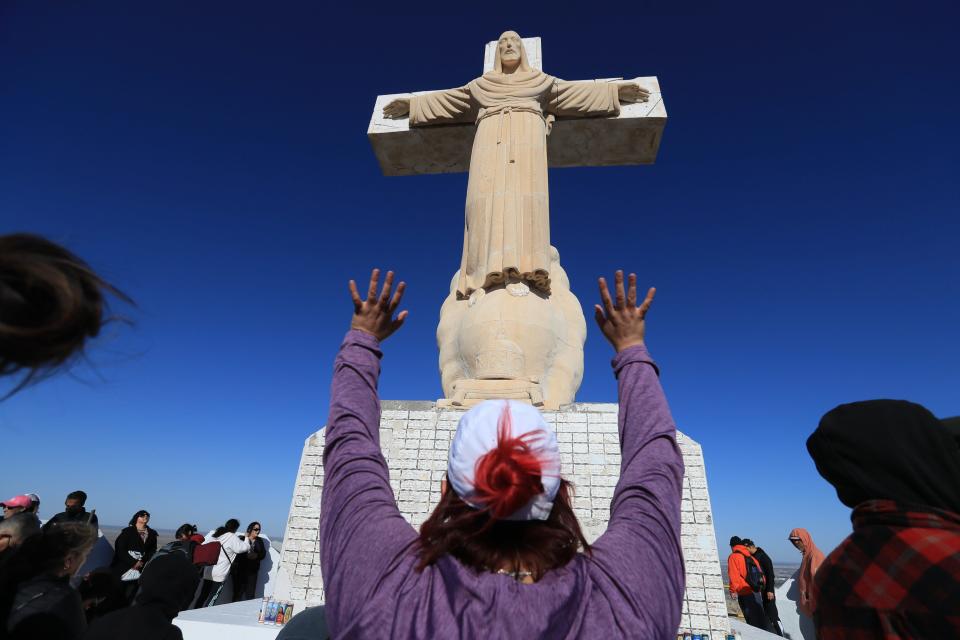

{"left": 548, "top": 80, "right": 621, "bottom": 118}
{"left": 409, "top": 86, "right": 476, "bottom": 126}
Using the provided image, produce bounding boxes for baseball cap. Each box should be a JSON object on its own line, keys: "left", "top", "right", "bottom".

{"left": 1, "top": 495, "right": 31, "bottom": 509}
{"left": 448, "top": 400, "right": 561, "bottom": 521}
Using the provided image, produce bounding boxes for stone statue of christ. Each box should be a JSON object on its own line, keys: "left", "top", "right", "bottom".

{"left": 384, "top": 31, "right": 649, "bottom": 299}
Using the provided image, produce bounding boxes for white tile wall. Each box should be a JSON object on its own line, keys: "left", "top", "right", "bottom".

{"left": 276, "top": 401, "right": 730, "bottom": 636}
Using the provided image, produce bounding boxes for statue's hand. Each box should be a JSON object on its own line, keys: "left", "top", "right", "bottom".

{"left": 593, "top": 271, "right": 655, "bottom": 352}
{"left": 383, "top": 97, "right": 411, "bottom": 119}
{"left": 349, "top": 269, "right": 408, "bottom": 342}
{"left": 617, "top": 82, "right": 651, "bottom": 104}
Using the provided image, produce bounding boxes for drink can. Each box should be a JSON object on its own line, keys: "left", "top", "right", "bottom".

{"left": 284, "top": 602, "right": 295, "bottom": 622}
{"left": 683, "top": 633, "right": 692, "bottom": 640}
{"left": 257, "top": 597, "right": 269, "bottom": 623}
{"left": 276, "top": 602, "right": 286, "bottom": 626}
{"left": 266, "top": 600, "right": 278, "bottom": 625}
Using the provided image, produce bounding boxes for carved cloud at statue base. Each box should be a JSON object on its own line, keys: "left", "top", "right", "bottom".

{"left": 437, "top": 246, "right": 585, "bottom": 410}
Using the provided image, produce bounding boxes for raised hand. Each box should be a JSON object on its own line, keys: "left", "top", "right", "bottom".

{"left": 617, "top": 82, "right": 651, "bottom": 104}
{"left": 594, "top": 270, "right": 656, "bottom": 352}
{"left": 349, "top": 268, "right": 408, "bottom": 341}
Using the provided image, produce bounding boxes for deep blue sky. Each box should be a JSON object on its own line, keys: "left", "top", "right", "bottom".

{"left": 1, "top": 3, "right": 957, "bottom": 563}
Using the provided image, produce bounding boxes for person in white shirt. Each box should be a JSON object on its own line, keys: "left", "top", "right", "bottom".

{"left": 193, "top": 518, "right": 254, "bottom": 607}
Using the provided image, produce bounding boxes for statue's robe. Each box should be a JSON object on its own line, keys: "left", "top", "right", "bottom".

{"left": 410, "top": 71, "right": 620, "bottom": 297}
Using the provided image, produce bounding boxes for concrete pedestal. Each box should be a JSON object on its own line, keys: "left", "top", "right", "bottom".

{"left": 274, "top": 401, "right": 730, "bottom": 637}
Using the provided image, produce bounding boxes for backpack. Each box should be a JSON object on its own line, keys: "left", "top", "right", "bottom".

{"left": 192, "top": 540, "right": 222, "bottom": 566}
{"left": 146, "top": 539, "right": 215, "bottom": 568}
{"left": 735, "top": 550, "right": 767, "bottom": 592}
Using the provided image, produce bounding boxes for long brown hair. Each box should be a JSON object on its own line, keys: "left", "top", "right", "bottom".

{"left": 416, "top": 479, "right": 590, "bottom": 581}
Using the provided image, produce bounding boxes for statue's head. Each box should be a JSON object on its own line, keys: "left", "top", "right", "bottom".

{"left": 494, "top": 31, "right": 531, "bottom": 74}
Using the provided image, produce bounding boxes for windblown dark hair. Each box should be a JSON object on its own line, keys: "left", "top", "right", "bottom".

{"left": 214, "top": 518, "right": 240, "bottom": 537}
{"left": 67, "top": 490, "right": 88, "bottom": 505}
{"left": 128, "top": 510, "right": 150, "bottom": 527}
{"left": 247, "top": 521, "right": 261, "bottom": 534}
{"left": 416, "top": 480, "right": 588, "bottom": 581}
{"left": 175, "top": 523, "right": 198, "bottom": 539}
{"left": 0, "top": 233, "right": 131, "bottom": 397}
{"left": 417, "top": 407, "right": 589, "bottom": 581}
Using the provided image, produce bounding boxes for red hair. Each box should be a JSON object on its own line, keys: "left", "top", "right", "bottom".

{"left": 470, "top": 404, "right": 548, "bottom": 519}
{"left": 416, "top": 405, "right": 589, "bottom": 580}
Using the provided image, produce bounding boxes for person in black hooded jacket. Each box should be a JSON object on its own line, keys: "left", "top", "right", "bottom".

{"left": 743, "top": 539, "right": 782, "bottom": 636}
{"left": 806, "top": 401, "right": 960, "bottom": 640}
{"left": 84, "top": 551, "right": 200, "bottom": 640}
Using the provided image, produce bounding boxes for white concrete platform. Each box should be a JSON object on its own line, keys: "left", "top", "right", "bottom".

{"left": 731, "top": 618, "right": 785, "bottom": 639}
{"left": 174, "top": 599, "right": 280, "bottom": 640}
{"left": 775, "top": 569, "right": 817, "bottom": 640}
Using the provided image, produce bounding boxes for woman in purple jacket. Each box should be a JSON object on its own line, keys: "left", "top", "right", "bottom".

{"left": 285, "top": 269, "right": 684, "bottom": 639}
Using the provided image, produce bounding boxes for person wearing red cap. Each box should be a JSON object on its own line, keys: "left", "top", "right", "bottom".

{"left": 1, "top": 495, "right": 31, "bottom": 519}
{"left": 284, "top": 268, "right": 684, "bottom": 640}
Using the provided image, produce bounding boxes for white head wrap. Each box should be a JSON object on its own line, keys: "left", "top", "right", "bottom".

{"left": 447, "top": 400, "right": 561, "bottom": 521}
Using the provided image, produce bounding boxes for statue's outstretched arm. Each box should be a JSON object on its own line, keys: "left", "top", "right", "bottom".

{"left": 383, "top": 86, "right": 475, "bottom": 126}
{"left": 548, "top": 80, "right": 648, "bottom": 119}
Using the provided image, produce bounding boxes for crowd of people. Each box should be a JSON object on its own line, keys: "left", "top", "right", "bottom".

{"left": 2, "top": 231, "right": 958, "bottom": 640}
{"left": 0, "top": 486, "right": 269, "bottom": 639}
{"left": 726, "top": 530, "right": 824, "bottom": 636}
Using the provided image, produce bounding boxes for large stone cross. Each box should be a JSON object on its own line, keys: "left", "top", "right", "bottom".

{"left": 367, "top": 34, "right": 667, "bottom": 409}
{"left": 367, "top": 37, "right": 667, "bottom": 176}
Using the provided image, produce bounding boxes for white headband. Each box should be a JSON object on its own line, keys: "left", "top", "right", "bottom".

{"left": 447, "top": 400, "right": 561, "bottom": 521}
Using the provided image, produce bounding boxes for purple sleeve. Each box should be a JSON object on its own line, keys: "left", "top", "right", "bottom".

{"left": 589, "top": 345, "right": 685, "bottom": 636}
{"left": 320, "top": 330, "right": 418, "bottom": 626}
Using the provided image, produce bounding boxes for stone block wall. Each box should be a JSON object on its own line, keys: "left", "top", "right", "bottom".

{"left": 275, "top": 401, "right": 729, "bottom": 636}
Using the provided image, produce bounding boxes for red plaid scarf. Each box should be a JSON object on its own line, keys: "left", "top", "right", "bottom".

{"left": 814, "top": 499, "right": 960, "bottom": 639}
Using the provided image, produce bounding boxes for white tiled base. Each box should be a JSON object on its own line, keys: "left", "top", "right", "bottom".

{"left": 275, "top": 401, "right": 730, "bottom": 637}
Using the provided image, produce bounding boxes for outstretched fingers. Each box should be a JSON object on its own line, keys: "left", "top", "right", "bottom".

{"left": 626, "top": 273, "right": 637, "bottom": 307}
{"left": 389, "top": 281, "right": 406, "bottom": 312}
{"left": 366, "top": 268, "right": 380, "bottom": 302}
{"left": 593, "top": 304, "right": 606, "bottom": 328}
{"left": 614, "top": 270, "right": 626, "bottom": 308}
{"left": 638, "top": 287, "right": 656, "bottom": 317}
{"left": 392, "top": 309, "right": 409, "bottom": 332}
{"left": 378, "top": 271, "right": 394, "bottom": 309}
{"left": 598, "top": 277, "right": 615, "bottom": 319}
{"left": 348, "top": 279, "right": 363, "bottom": 311}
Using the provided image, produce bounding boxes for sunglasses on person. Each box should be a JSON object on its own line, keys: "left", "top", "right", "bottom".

{"left": 252, "top": 527, "right": 261, "bottom": 532}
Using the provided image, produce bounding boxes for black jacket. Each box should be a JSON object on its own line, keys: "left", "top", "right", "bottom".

{"left": 42, "top": 509, "right": 98, "bottom": 530}
{"left": 6, "top": 574, "right": 87, "bottom": 640}
{"left": 109, "top": 526, "right": 158, "bottom": 575}
{"left": 232, "top": 537, "right": 266, "bottom": 578}
{"left": 84, "top": 553, "right": 198, "bottom": 640}
{"left": 752, "top": 546, "right": 776, "bottom": 596}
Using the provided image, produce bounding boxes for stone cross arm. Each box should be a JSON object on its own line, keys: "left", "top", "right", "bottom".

{"left": 367, "top": 37, "right": 667, "bottom": 177}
